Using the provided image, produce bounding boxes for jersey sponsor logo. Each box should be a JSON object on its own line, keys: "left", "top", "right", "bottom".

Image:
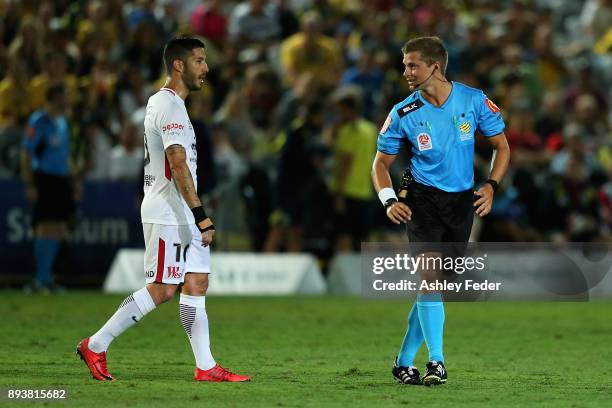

{"left": 380, "top": 115, "right": 392, "bottom": 134}
{"left": 162, "top": 122, "right": 185, "bottom": 132}
{"left": 145, "top": 270, "right": 155, "bottom": 278}
{"left": 397, "top": 99, "right": 424, "bottom": 117}
{"left": 417, "top": 133, "right": 432, "bottom": 151}
{"left": 485, "top": 98, "right": 500, "bottom": 113}
{"left": 144, "top": 174, "right": 156, "bottom": 187}
{"left": 167, "top": 266, "right": 182, "bottom": 279}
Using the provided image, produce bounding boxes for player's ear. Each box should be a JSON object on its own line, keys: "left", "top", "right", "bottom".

{"left": 173, "top": 59, "right": 184, "bottom": 73}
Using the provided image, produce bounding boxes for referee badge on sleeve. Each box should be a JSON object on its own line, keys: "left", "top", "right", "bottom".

{"left": 485, "top": 98, "right": 500, "bottom": 113}
{"left": 380, "top": 115, "right": 392, "bottom": 134}
{"left": 417, "top": 133, "right": 432, "bottom": 151}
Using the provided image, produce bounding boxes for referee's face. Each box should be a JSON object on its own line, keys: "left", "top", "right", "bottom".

{"left": 403, "top": 52, "right": 434, "bottom": 89}
{"left": 183, "top": 47, "right": 209, "bottom": 92}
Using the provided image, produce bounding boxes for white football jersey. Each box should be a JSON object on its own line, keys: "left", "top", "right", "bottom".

{"left": 141, "top": 87, "right": 198, "bottom": 225}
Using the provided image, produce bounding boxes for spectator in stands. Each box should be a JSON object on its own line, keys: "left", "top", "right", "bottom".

{"left": 265, "top": 101, "right": 327, "bottom": 252}
{"left": 0, "top": 58, "right": 33, "bottom": 126}
{"left": 340, "top": 47, "right": 385, "bottom": 120}
{"left": 326, "top": 89, "right": 377, "bottom": 251}
{"left": 228, "top": 0, "right": 280, "bottom": 45}
{"left": 280, "top": 10, "right": 343, "bottom": 90}
{"left": 30, "top": 51, "right": 79, "bottom": 112}
{"left": 109, "top": 122, "right": 143, "bottom": 181}
{"left": 191, "top": 0, "right": 228, "bottom": 48}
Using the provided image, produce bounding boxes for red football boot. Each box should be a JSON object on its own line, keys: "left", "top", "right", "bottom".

{"left": 76, "top": 338, "right": 114, "bottom": 381}
{"left": 194, "top": 364, "right": 251, "bottom": 382}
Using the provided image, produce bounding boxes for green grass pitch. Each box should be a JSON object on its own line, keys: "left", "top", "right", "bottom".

{"left": 1, "top": 292, "right": 611, "bottom": 407}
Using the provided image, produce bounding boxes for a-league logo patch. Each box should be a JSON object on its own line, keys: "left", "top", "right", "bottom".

{"left": 417, "top": 133, "right": 432, "bottom": 151}
{"left": 458, "top": 122, "right": 472, "bottom": 141}
{"left": 380, "top": 115, "right": 392, "bottom": 134}
{"left": 485, "top": 98, "right": 500, "bottom": 113}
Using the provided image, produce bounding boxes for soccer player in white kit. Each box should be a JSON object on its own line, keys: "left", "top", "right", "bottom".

{"left": 77, "top": 37, "right": 250, "bottom": 383}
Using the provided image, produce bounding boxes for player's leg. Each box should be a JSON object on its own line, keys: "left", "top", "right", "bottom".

{"left": 405, "top": 183, "right": 447, "bottom": 385}
{"left": 180, "top": 272, "right": 215, "bottom": 371}
{"left": 420, "top": 189, "right": 474, "bottom": 386}
{"left": 417, "top": 287, "right": 446, "bottom": 386}
{"left": 77, "top": 224, "right": 182, "bottom": 380}
{"left": 181, "top": 225, "right": 250, "bottom": 382}
{"left": 393, "top": 302, "right": 424, "bottom": 385}
{"left": 31, "top": 221, "right": 66, "bottom": 291}
{"left": 27, "top": 173, "right": 71, "bottom": 292}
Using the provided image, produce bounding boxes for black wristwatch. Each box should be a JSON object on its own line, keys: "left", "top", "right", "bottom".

{"left": 384, "top": 198, "right": 398, "bottom": 209}
{"left": 485, "top": 179, "right": 498, "bottom": 193}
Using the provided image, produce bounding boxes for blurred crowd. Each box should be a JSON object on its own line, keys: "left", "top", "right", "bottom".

{"left": 0, "top": 0, "right": 611, "bottom": 257}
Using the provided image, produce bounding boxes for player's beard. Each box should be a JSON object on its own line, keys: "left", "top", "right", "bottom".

{"left": 183, "top": 68, "right": 204, "bottom": 92}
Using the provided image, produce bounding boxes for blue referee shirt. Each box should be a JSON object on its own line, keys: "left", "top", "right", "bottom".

{"left": 377, "top": 82, "right": 505, "bottom": 192}
{"left": 22, "top": 110, "right": 70, "bottom": 177}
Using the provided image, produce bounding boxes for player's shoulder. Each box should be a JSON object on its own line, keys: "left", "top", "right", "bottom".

{"left": 452, "top": 81, "right": 486, "bottom": 99}
{"left": 28, "top": 109, "right": 50, "bottom": 126}
{"left": 148, "top": 89, "right": 178, "bottom": 106}
{"left": 393, "top": 92, "right": 423, "bottom": 118}
{"left": 147, "top": 89, "right": 185, "bottom": 116}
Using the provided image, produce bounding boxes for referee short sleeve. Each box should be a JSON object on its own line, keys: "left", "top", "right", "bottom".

{"left": 477, "top": 92, "right": 505, "bottom": 137}
{"left": 22, "top": 116, "right": 44, "bottom": 153}
{"left": 377, "top": 108, "right": 404, "bottom": 155}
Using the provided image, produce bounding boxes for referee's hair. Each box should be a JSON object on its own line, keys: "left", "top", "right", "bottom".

{"left": 163, "top": 37, "right": 205, "bottom": 74}
{"left": 402, "top": 36, "right": 448, "bottom": 75}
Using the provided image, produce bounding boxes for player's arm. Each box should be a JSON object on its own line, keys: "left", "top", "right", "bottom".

{"left": 20, "top": 149, "right": 37, "bottom": 203}
{"left": 20, "top": 124, "right": 41, "bottom": 203}
{"left": 165, "top": 144, "right": 215, "bottom": 246}
{"left": 474, "top": 132, "right": 510, "bottom": 217}
{"left": 372, "top": 151, "right": 412, "bottom": 224}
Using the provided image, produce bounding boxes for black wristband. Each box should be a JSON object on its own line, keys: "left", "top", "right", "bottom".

{"left": 384, "top": 198, "right": 398, "bottom": 209}
{"left": 191, "top": 206, "right": 215, "bottom": 233}
{"left": 191, "top": 206, "right": 207, "bottom": 223}
{"left": 485, "top": 179, "right": 498, "bottom": 193}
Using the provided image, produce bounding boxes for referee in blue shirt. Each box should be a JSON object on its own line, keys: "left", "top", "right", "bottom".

{"left": 21, "top": 84, "right": 75, "bottom": 293}
{"left": 372, "top": 37, "right": 510, "bottom": 386}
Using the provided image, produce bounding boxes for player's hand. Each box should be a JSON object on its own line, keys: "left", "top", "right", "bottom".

{"left": 473, "top": 184, "right": 494, "bottom": 217}
{"left": 25, "top": 185, "right": 37, "bottom": 203}
{"left": 198, "top": 218, "right": 215, "bottom": 247}
{"left": 387, "top": 202, "right": 412, "bottom": 224}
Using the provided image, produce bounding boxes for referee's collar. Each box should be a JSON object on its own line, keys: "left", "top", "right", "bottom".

{"left": 417, "top": 81, "right": 455, "bottom": 110}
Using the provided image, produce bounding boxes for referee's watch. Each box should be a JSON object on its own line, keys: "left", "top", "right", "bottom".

{"left": 485, "top": 179, "right": 498, "bottom": 193}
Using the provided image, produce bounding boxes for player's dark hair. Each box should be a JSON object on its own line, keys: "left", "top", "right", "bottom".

{"left": 402, "top": 36, "right": 448, "bottom": 74}
{"left": 163, "top": 37, "right": 205, "bottom": 74}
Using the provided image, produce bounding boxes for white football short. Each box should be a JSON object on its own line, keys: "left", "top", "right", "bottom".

{"left": 143, "top": 223, "right": 211, "bottom": 285}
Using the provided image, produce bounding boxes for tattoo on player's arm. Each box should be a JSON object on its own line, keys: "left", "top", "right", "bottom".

{"left": 165, "top": 144, "right": 202, "bottom": 209}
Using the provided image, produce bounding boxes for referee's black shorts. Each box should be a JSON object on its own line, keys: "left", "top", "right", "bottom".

{"left": 32, "top": 171, "right": 75, "bottom": 227}
{"left": 404, "top": 181, "right": 474, "bottom": 254}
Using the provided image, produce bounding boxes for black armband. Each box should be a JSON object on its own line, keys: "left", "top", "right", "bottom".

{"left": 485, "top": 179, "right": 498, "bottom": 193}
{"left": 191, "top": 206, "right": 214, "bottom": 232}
